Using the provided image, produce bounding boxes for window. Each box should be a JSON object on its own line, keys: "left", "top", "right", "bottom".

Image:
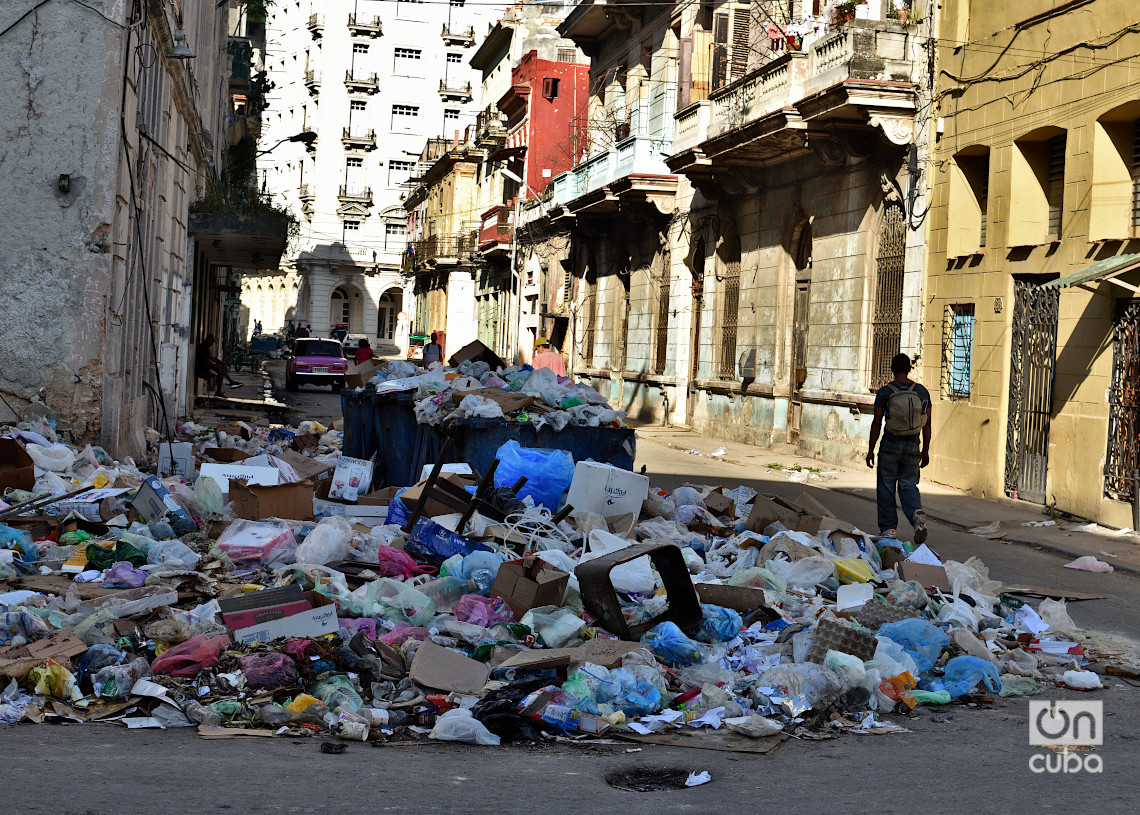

{"left": 942, "top": 304, "right": 975, "bottom": 398}
{"left": 391, "top": 104, "right": 419, "bottom": 130}
{"left": 350, "top": 100, "right": 366, "bottom": 112}
{"left": 353, "top": 43, "right": 369, "bottom": 55}
{"left": 385, "top": 222, "right": 406, "bottom": 250}
{"left": 343, "top": 220, "right": 360, "bottom": 231}
{"left": 871, "top": 203, "right": 906, "bottom": 389}
{"left": 447, "top": 52, "right": 462, "bottom": 64}
{"left": 948, "top": 148, "right": 990, "bottom": 255}
{"left": 654, "top": 250, "right": 671, "bottom": 375}
{"left": 717, "top": 235, "right": 741, "bottom": 379}
{"left": 1090, "top": 106, "right": 1140, "bottom": 240}
{"left": 346, "top": 156, "right": 363, "bottom": 169}
{"left": 1010, "top": 129, "right": 1066, "bottom": 245}
{"left": 542, "top": 77, "right": 560, "bottom": 100}
{"left": 394, "top": 47, "right": 421, "bottom": 71}
{"left": 450, "top": 0, "right": 465, "bottom": 5}
{"left": 388, "top": 159, "right": 414, "bottom": 186}
{"left": 557, "top": 48, "right": 577, "bottom": 63}
{"left": 443, "top": 109, "right": 459, "bottom": 125}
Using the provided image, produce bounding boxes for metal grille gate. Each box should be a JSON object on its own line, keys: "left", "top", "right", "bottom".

{"left": 1004, "top": 280, "right": 1059, "bottom": 504}
{"left": 1106, "top": 300, "right": 1140, "bottom": 502}
{"left": 871, "top": 204, "right": 906, "bottom": 389}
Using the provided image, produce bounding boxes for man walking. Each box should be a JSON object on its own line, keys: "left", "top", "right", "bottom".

{"left": 866, "top": 353, "right": 931, "bottom": 543}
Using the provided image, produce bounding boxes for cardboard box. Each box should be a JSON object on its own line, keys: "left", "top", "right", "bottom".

{"left": 346, "top": 359, "right": 383, "bottom": 388}
{"left": 132, "top": 476, "right": 195, "bottom": 528}
{"left": 58, "top": 488, "right": 131, "bottom": 522}
{"left": 745, "top": 494, "right": 823, "bottom": 535}
{"left": 200, "top": 462, "right": 281, "bottom": 493}
{"left": 879, "top": 547, "right": 951, "bottom": 591}
{"left": 291, "top": 433, "right": 320, "bottom": 452}
{"left": 216, "top": 422, "right": 253, "bottom": 440}
{"left": 327, "top": 456, "right": 374, "bottom": 501}
{"left": 447, "top": 339, "right": 505, "bottom": 370}
{"left": 274, "top": 449, "right": 333, "bottom": 482}
{"left": 202, "top": 448, "right": 251, "bottom": 463}
{"left": 695, "top": 583, "right": 771, "bottom": 615}
{"left": 565, "top": 461, "right": 650, "bottom": 517}
{"left": 0, "top": 438, "right": 34, "bottom": 493}
{"left": 230, "top": 479, "right": 315, "bottom": 521}
{"left": 224, "top": 589, "right": 338, "bottom": 645}
{"left": 408, "top": 640, "right": 491, "bottom": 694}
{"left": 490, "top": 556, "right": 570, "bottom": 617}
{"left": 400, "top": 473, "right": 478, "bottom": 519}
{"left": 219, "top": 585, "right": 311, "bottom": 630}
{"left": 156, "top": 442, "right": 195, "bottom": 479}
{"left": 312, "top": 480, "right": 393, "bottom": 520}
{"left": 702, "top": 488, "right": 736, "bottom": 517}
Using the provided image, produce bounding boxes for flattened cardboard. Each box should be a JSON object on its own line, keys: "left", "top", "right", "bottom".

{"left": 408, "top": 640, "right": 491, "bottom": 694}
{"left": 200, "top": 462, "right": 281, "bottom": 493}
{"left": 565, "top": 461, "right": 650, "bottom": 517}
{"left": 229, "top": 479, "right": 314, "bottom": 522}
{"left": 0, "top": 438, "right": 35, "bottom": 492}
{"left": 450, "top": 388, "right": 536, "bottom": 413}
{"left": 490, "top": 556, "right": 570, "bottom": 618}
{"left": 202, "top": 448, "right": 251, "bottom": 463}
{"left": 346, "top": 359, "right": 382, "bottom": 388}
{"left": 0, "top": 628, "right": 87, "bottom": 662}
{"left": 274, "top": 449, "right": 333, "bottom": 482}
{"left": 745, "top": 494, "right": 823, "bottom": 535}
{"left": 795, "top": 492, "right": 837, "bottom": 519}
{"left": 447, "top": 339, "right": 505, "bottom": 370}
{"left": 879, "top": 547, "right": 951, "bottom": 591}
{"left": 695, "top": 583, "right": 771, "bottom": 615}
{"left": 291, "top": 433, "right": 320, "bottom": 452}
{"left": 133, "top": 476, "right": 196, "bottom": 528}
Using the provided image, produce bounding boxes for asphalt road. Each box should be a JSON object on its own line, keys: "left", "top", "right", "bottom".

{"left": 43, "top": 370, "right": 1126, "bottom": 815}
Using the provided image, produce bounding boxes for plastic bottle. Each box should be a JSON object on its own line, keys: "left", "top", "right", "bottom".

{"left": 419, "top": 577, "right": 474, "bottom": 612}
{"left": 183, "top": 699, "right": 223, "bottom": 727}
{"left": 368, "top": 708, "right": 410, "bottom": 726}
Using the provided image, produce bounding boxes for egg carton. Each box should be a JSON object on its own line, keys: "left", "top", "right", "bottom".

{"left": 804, "top": 615, "right": 877, "bottom": 664}
{"left": 854, "top": 599, "right": 921, "bottom": 630}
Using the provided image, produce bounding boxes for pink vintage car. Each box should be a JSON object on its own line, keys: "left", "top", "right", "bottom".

{"left": 286, "top": 338, "right": 348, "bottom": 391}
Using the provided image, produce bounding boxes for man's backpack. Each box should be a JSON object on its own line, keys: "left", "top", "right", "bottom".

{"left": 884, "top": 382, "right": 926, "bottom": 436}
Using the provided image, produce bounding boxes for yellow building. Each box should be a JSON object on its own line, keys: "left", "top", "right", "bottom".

{"left": 924, "top": 0, "right": 1140, "bottom": 527}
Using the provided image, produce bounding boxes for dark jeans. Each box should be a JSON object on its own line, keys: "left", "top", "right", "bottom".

{"left": 877, "top": 433, "right": 922, "bottom": 533}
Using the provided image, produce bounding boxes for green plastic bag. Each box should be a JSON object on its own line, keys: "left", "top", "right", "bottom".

{"left": 999, "top": 675, "right": 1039, "bottom": 697}
{"left": 86, "top": 539, "right": 148, "bottom": 570}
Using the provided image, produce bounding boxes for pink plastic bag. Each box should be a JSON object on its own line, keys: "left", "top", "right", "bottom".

{"left": 239, "top": 653, "right": 298, "bottom": 689}
{"left": 379, "top": 622, "right": 429, "bottom": 646}
{"left": 375, "top": 545, "right": 433, "bottom": 579}
{"left": 454, "top": 595, "right": 514, "bottom": 628}
{"left": 150, "top": 634, "right": 231, "bottom": 678}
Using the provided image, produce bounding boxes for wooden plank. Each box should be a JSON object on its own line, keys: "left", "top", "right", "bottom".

{"left": 1001, "top": 585, "right": 1105, "bottom": 601}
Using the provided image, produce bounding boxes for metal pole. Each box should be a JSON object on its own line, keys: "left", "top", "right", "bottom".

{"left": 509, "top": 194, "right": 522, "bottom": 365}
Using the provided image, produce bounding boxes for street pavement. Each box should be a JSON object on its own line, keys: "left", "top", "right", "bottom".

{"left": 97, "top": 369, "right": 1138, "bottom": 815}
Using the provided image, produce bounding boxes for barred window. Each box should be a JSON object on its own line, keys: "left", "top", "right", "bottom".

{"left": 717, "top": 239, "right": 740, "bottom": 379}
{"left": 942, "top": 303, "right": 975, "bottom": 398}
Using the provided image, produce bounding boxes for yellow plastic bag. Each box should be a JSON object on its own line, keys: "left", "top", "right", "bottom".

{"left": 834, "top": 558, "right": 875, "bottom": 584}
{"left": 29, "top": 659, "right": 85, "bottom": 706}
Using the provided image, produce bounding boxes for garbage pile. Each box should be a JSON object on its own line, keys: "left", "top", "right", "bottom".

{"left": 355, "top": 349, "right": 627, "bottom": 431}
{"left": 0, "top": 413, "right": 1121, "bottom": 749}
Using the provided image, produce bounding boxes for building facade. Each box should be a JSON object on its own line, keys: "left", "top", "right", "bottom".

{"left": 0, "top": 0, "right": 260, "bottom": 457}
{"left": 249, "top": 0, "right": 506, "bottom": 353}
{"left": 923, "top": 0, "right": 1140, "bottom": 527}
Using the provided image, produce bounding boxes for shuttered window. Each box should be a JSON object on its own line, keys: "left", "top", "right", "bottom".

{"left": 1046, "top": 134, "right": 1065, "bottom": 239}
{"left": 942, "top": 304, "right": 975, "bottom": 398}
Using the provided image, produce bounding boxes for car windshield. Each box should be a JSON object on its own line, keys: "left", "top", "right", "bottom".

{"left": 297, "top": 340, "right": 341, "bottom": 357}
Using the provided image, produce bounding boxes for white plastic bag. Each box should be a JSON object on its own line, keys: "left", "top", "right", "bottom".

{"left": 768, "top": 555, "right": 835, "bottom": 589}
{"left": 1064, "top": 556, "right": 1114, "bottom": 573}
{"left": 456, "top": 394, "right": 504, "bottom": 420}
{"left": 429, "top": 708, "right": 501, "bottom": 745}
{"left": 26, "top": 443, "right": 77, "bottom": 473}
{"left": 520, "top": 605, "right": 584, "bottom": 648}
{"left": 295, "top": 516, "right": 354, "bottom": 565}
{"left": 579, "top": 530, "right": 656, "bottom": 595}
{"left": 1061, "top": 670, "right": 1103, "bottom": 690}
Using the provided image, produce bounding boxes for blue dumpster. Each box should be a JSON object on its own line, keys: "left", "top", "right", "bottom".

{"left": 340, "top": 387, "right": 377, "bottom": 460}
{"left": 450, "top": 417, "right": 636, "bottom": 479}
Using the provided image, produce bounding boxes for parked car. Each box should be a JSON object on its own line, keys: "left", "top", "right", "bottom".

{"left": 341, "top": 334, "right": 369, "bottom": 360}
{"left": 286, "top": 338, "right": 347, "bottom": 391}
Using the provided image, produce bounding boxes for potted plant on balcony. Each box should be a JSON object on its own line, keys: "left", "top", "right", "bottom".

{"left": 832, "top": 0, "right": 864, "bottom": 26}
{"left": 893, "top": 0, "right": 911, "bottom": 24}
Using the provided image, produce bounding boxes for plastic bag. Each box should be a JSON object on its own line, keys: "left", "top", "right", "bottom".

{"left": 493, "top": 441, "right": 574, "bottom": 509}
{"left": 1038, "top": 599, "right": 1081, "bottom": 636}
{"left": 999, "top": 676, "right": 1039, "bottom": 697}
{"left": 192, "top": 475, "right": 225, "bottom": 517}
{"left": 29, "top": 659, "right": 84, "bottom": 703}
{"left": 369, "top": 544, "right": 428, "bottom": 580}
{"left": 92, "top": 657, "right": 149, "bottom": 698}
{"left": 26, "top": 443, "right": 76, "bottom": 472}
{"left": 455, "top": 595, "right": 514, "bottom": 628}
{"left": 295, "top": 516, "right": 353, "bottom": 565}
{"left": 874, "top": 636, "right": 919, "bottom": 679}
{"left": 608, "top": 667, "right": 664, "bottom": 717}
{"left": 520, "top": 605, "right": 584, "bottom": 648}
{"left": 1060, "top": 670, "right": 1103, "bottom": 690}
{"left": 876, "top": 619, "right": 949, "bottom": 674}
{"left": 725, "top": 715, "right": 783, "bottom": 739}
{"left": 640, "top": 621, "right": 703, "bottom": 666}
{"left": 727, "top": 566, "right": 787, "bottom": 596}
{"left": 939, "top": 655, "right": 1001, "bottom": 697}
{"left": 757, "top": 663, "right": 844, "bottom": 714}
{"left": 239, "top": 653, "right": 298, "bottom": 689}
{"left": 429, "top": 708, "right": 501, "bottom": 745}
{"left": 371, "top": 578, "right": 436, "bottom": 627}
{"left": 671, "top": 487, "right": 705, "bottom": 508}
{"left": 144, "top": 617, "right": 193, "bottom": 645}
{"left": 769, "top": 555, "right": 835, "bottom": 589}
{"left": 102, "top": 561, "right": 148, "bottom": 588}
{"left": 312, "top": 674, "right": 365, "bottom": 714}
{"left": 146, "top": 540, "right": 200, "bottom": 571}
{"left": 86, "top": 539, "right": 148, "bottom": 570}
{"left": 885, "top": 579, "right": 928, "bottom": 609}
{"left": 695, "top": 604, "right": 743, "bottom": 644}
{"left": 456, "top": 394, "right": 504, "bottom": 420}
{"left": 150, "top": 633, "right": 231, "bottom": 678}
{"left": 824, "top": 649, "right": 867, "bottom": 693}
{"left": 1064, "top": 555, "right": 1114, "bottom": 573}
{"left": 580, "top": 529, "right": 657, "bottom": 596}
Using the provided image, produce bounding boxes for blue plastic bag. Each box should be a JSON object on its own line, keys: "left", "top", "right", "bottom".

{"left": 405, "top": 517, "right": 491, "bottom": 564}
{"left": 385, "top": 495, "right": 411, "bottom": 529}
{"left": 640, "top": 621, "right": 703, "bottom": 666}
{"left": 609, "top": 667, "right": 664, "bottom": 717}
{"left": 877, "top": 619, "right": 949, "bottom": 675}
{"left": 493, "top": 441, "right": 574, "bottom": 509}
{"left": 939, "top": 655, "right": 1001, "bottom": 698}
{"left": 695, "top": 604, "right": 743, "bottom": 644}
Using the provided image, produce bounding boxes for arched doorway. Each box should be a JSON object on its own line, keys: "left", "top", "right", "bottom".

{"left": 377, "top": 288, "right": 402, "bottom": 343}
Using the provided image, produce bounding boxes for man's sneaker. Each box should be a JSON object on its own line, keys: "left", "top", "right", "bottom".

{"left": 879, "top": 528, "right": 897, "bottom": 539}
{"left": 913, "top": 510, "right": 928, "bottom": 545}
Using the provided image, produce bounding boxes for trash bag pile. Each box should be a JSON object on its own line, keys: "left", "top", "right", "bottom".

{"left": 359, "top": 356, "right": 627, "bottom": 431}
{"left": 0, "top": 414, "right": 1119, "bottom": 749}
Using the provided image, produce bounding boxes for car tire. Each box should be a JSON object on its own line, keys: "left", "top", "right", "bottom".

{"left": 286, "top": 373, "right": 298, "bottom": 392}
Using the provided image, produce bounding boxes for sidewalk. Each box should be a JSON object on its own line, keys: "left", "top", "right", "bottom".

{"left": 634, "top": 424, "right": 1140, "bottom": 576}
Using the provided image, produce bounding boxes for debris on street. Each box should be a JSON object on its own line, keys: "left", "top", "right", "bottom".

{"left": 0, "top": 356, "right": 1127, "bottom": 752}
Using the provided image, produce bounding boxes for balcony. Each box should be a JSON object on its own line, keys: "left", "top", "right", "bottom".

{"left": 438, "top": 79, "right": 473, "bottom": 103}
{"left": 441, "top": 23, "right": 475, "bottom": 47}
{"left": 347, "top": 13, "right": 382, "bottom": 38}
{"left": 669, "top": 21, "right": 921, "bottom": 180}
{"left": 412, "top": 232, "right": 479, "bottom": 266}
{"left": 479, "top": 205, "right": 513, "bottom": 254}
{"left": 344, "top": 70, "right": 380, "bottom": 94}
{"left": 306, "top": 13, "right": 323, "bottom": 39}
{"left": 304, "top": 69, "right": 320, "bottom": 96}
{"left": 341, "top": 127, "right": 377, "bottom": 151}
{"left": 298, "top": 184, "right": 316, "bottom": 201}
{"left": 475, "top": 109, "right": 507, "bottom": 149}
{"left": 338, "top": 185, "right": 373, "bottom": 204}
{"left": 548, "top": 134, "right": 676, "bottom": 216}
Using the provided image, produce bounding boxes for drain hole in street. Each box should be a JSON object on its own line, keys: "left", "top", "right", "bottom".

{"left": 605, "top": 767, "right": 691, "bottom": 792}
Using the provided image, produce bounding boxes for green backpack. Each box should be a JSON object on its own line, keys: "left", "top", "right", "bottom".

{"left": 885, "top": 382, "right": 926, "bottom": 436}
